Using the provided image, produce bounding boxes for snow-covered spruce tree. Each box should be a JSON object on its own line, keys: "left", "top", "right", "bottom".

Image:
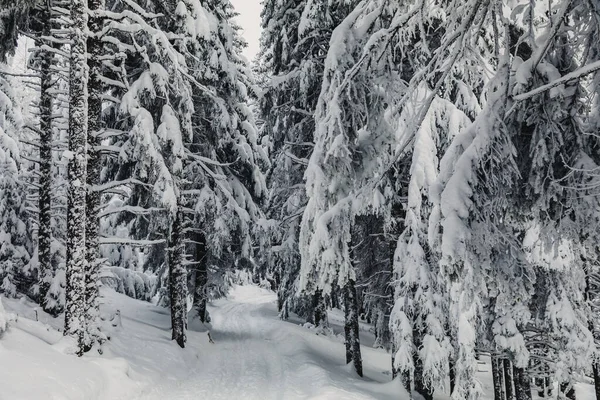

{"left": 64, "top": 0, "right": 88, "bottom": 356}
{"left": 503, "top": 0, "right": 600, "bottom": 393}
{"left": 300, "top": 0, "right": 406, "bottom": 378}
{"left": 19, "top": 0, "right": 72, "bottom": 317}
{"left": 0, "top": 7, "right": 32, "bottom": 299}
{"left": 83, "top": 0, "right": 106, "bottom": 351}
{"left": 20, "top": 0, "right": 68, "bottom": 316}
{"left": 385, "top": 0, "right": 494, "bottom": 392}
{"left": 96, "top": 0, "right": 259, "bottom": 346}
{"left": 34, "top": 3, "right": 56, "bottom": 315}
{"left": 0, "top": 0, "right": 58, "bottom": 311}
{"left": 259, "top": 0, "right": 331, "bottom": 323}
{"left": 433, "top": 59, "right": 517, "bottom": 400}
{"left": 174, "top": 0, "right": 268, "bottom": 324}
{"left": 0, "top": 73, "right": 31, "bottom": 298}
{"left": 392, "top": 89, "right": 474, "bottom": 397}
{"left": 0, "top": 0, "right": 67, "bottom": 313}
{"left": 299, "top": 0, "right": 493, "bottom": 384}
{"left": 432, "top": 1, "right": 600, "bottom": 397}
{"left": 93, "top": 2, "right": 266, "bottom": 331}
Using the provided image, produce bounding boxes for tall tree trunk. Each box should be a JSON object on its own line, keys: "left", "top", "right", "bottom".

{"left": 513, "top": 366, "right": 532, "bottom": 400}
{"left": 65, "top": 0, "right": 89, "bottom": 357}
{"left": 83, "top": 0, "right": 105, "bottom": 353}
{"left": 503, "top": 359, "right": 515, "bottom": 400}
{"left": 388, "top": 234, "right": 397, "bottom": 379}
{"left": 344, "top": 279, "right": 363, "bottom": 377}
{"left": 168, "top": 208, "right": 186, "bottom": 348}
{"left": 449, "top": 357, "right": 456, "bottom": 394}
{"left": 313, "top": 289, "right": 327, "bottom": 328}
{"left": 584, "top": 267, "right": 600, "bottom": 400}
{"left": 37, "top": 2, "right": 54, "bottom": 314}
{"left": 332, "top": 284, "right": 340, "bottom": 309}
{"left": 491, "top": 356, "right": 505, "bottom": 400}
{"left": 192, "top": 232, "right": 208, "bottom": 323}
{"left": 344, "top": 287, "right": 351, "bottom": 364}
{"left": 593, "top": 362, "right": 600, "bottom": 400}
{"left": 390, "top": 340, "right": 398, "bottom": 379}
{"left": 277, "top": 289, "right": 284, "bottom": 312}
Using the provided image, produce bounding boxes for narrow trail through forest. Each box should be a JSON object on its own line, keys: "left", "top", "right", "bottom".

{"left": 133, "top": 286, "right": 399, "bottom": 400}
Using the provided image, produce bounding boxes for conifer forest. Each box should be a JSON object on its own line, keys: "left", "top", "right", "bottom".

{"left": 2, "top": 0, "right": 600, "bottom": 399}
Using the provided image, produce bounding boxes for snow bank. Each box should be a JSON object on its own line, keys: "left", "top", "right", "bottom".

{"left": 0, "top": 286, "right": 594, "bottom": 399}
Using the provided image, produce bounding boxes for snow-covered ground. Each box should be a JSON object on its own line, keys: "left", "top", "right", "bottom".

{"left": 0, "top": 285, "right": 595, "bottom": 399}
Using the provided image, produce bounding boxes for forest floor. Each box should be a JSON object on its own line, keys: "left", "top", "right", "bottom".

{"left": 0, "top": 284, "right": 595, "bottom": 399}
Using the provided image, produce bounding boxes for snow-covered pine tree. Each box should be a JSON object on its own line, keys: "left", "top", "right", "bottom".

{"left": 95, "top": 0, "right": 247, "bottom": 347}
{"left": 392, "top": 92, "right": 473, "bottom": 398}
{"left": 34, "top": 3, "right": 56, "bottom": 315}
{"left": 504, "top": 0, "right": 600, "bottom": 393}
{"left": 259, "top": 0, "right": 323, "bottom": 323}
{"left": 173, "top": 0, "right": 268, "bottom": 325}
{"left": 0, "top": 0, "right": 62, "bottom": 313}
{"left": 432, "top": 1, "right": 600, "bottom": 397}
{"left": 300, "top": 0, "right": 403, "bottom": 378}
{"left": 383, "top": 0, "right": 494, "bottom": 392}
{"left": 434, "top": 62, "right": 515, "bottom": 400}
{"left": 83, "top": 0, "right": 106, "bottom": 352}
{"left": 18, "top": 0, "right": 68, "bottom": 316}
{"left": 0, "top": 72, "right": 31, "bottom": 298}
{"left": 64, "top": 0, "right": 89, "bottom": 356}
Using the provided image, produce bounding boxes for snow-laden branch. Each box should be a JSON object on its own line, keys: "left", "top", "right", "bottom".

{"left": 99, "top": 237, "right": 165, "bottom": 246}
{"left": 185, "top": 152, "right": 237, "bottom": 167}
{"left": 98, "top": 206, "right": 164, "bottom": 218}
{"left": 91, "top": 178, "right": 152, "bottom": 193}
{"left": 0, "top": 71, "right": 40, "bottom": 79}
{"left": 284, "top": 151, "right": 308, "bottom": 166}
{"left": 513, "top": 59, "right": 600, "bottom": 101}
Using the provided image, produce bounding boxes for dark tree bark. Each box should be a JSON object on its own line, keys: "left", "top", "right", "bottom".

{"left": 492, "top": 356, "right": 505, "bottom": 400}
{"left": 192, "top": 233, "right": 208, "bottom": 323}
{"left": 169, "top": 209, "right": 187, "bottom": 348}
{"left": 388, "top": 233, "right": 398, "bottom": 380}
{"left": 65, "top": 0, "right": 89, "bottom": 357}
{"left": 83, "top": 0, "right": 105, "bottom": 352}
{"left": 513, "top": 366, "right": 532, "bottom": 400}
{"left": 449, "top": 358, "right": 456, "bottom": 394}
{"left": 401, "top": 370, "right": 411, "bottom": 393}
{"left": 584, "top": 264, "right": 600, "bottom": 400}
{"left": 503, "top": 359, "right": 515, "bottom": 400}
{"left": 36, "top": 2, "right": 54, "bottom": 315}
{"left": 593, "top": 362, "right": 600, "bottom": 400}
{"left": 391, "top": 340, "right": 398, "bottom": 379}
{"left": 313, "top": 289, "right": 327, "bottom": 327}
{"left": 344, "top": 279, "right": 363, "bottom": 377}
{"left": 344, "top": 288, "right": 351, "bottom": 365}
{"left": 277, "top": 290, "right": 284, "bottom": 312}
{"left": 330, "top": 283, "right": 339, "bottom": 310}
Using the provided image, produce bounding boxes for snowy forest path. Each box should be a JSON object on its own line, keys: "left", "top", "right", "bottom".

{"left": 131, "top": 285, "right": 399, "bottom": 400}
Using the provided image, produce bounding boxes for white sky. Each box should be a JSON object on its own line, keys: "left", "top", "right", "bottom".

{"left": 231, "top": 0, "right": 263, "bottom": 61}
